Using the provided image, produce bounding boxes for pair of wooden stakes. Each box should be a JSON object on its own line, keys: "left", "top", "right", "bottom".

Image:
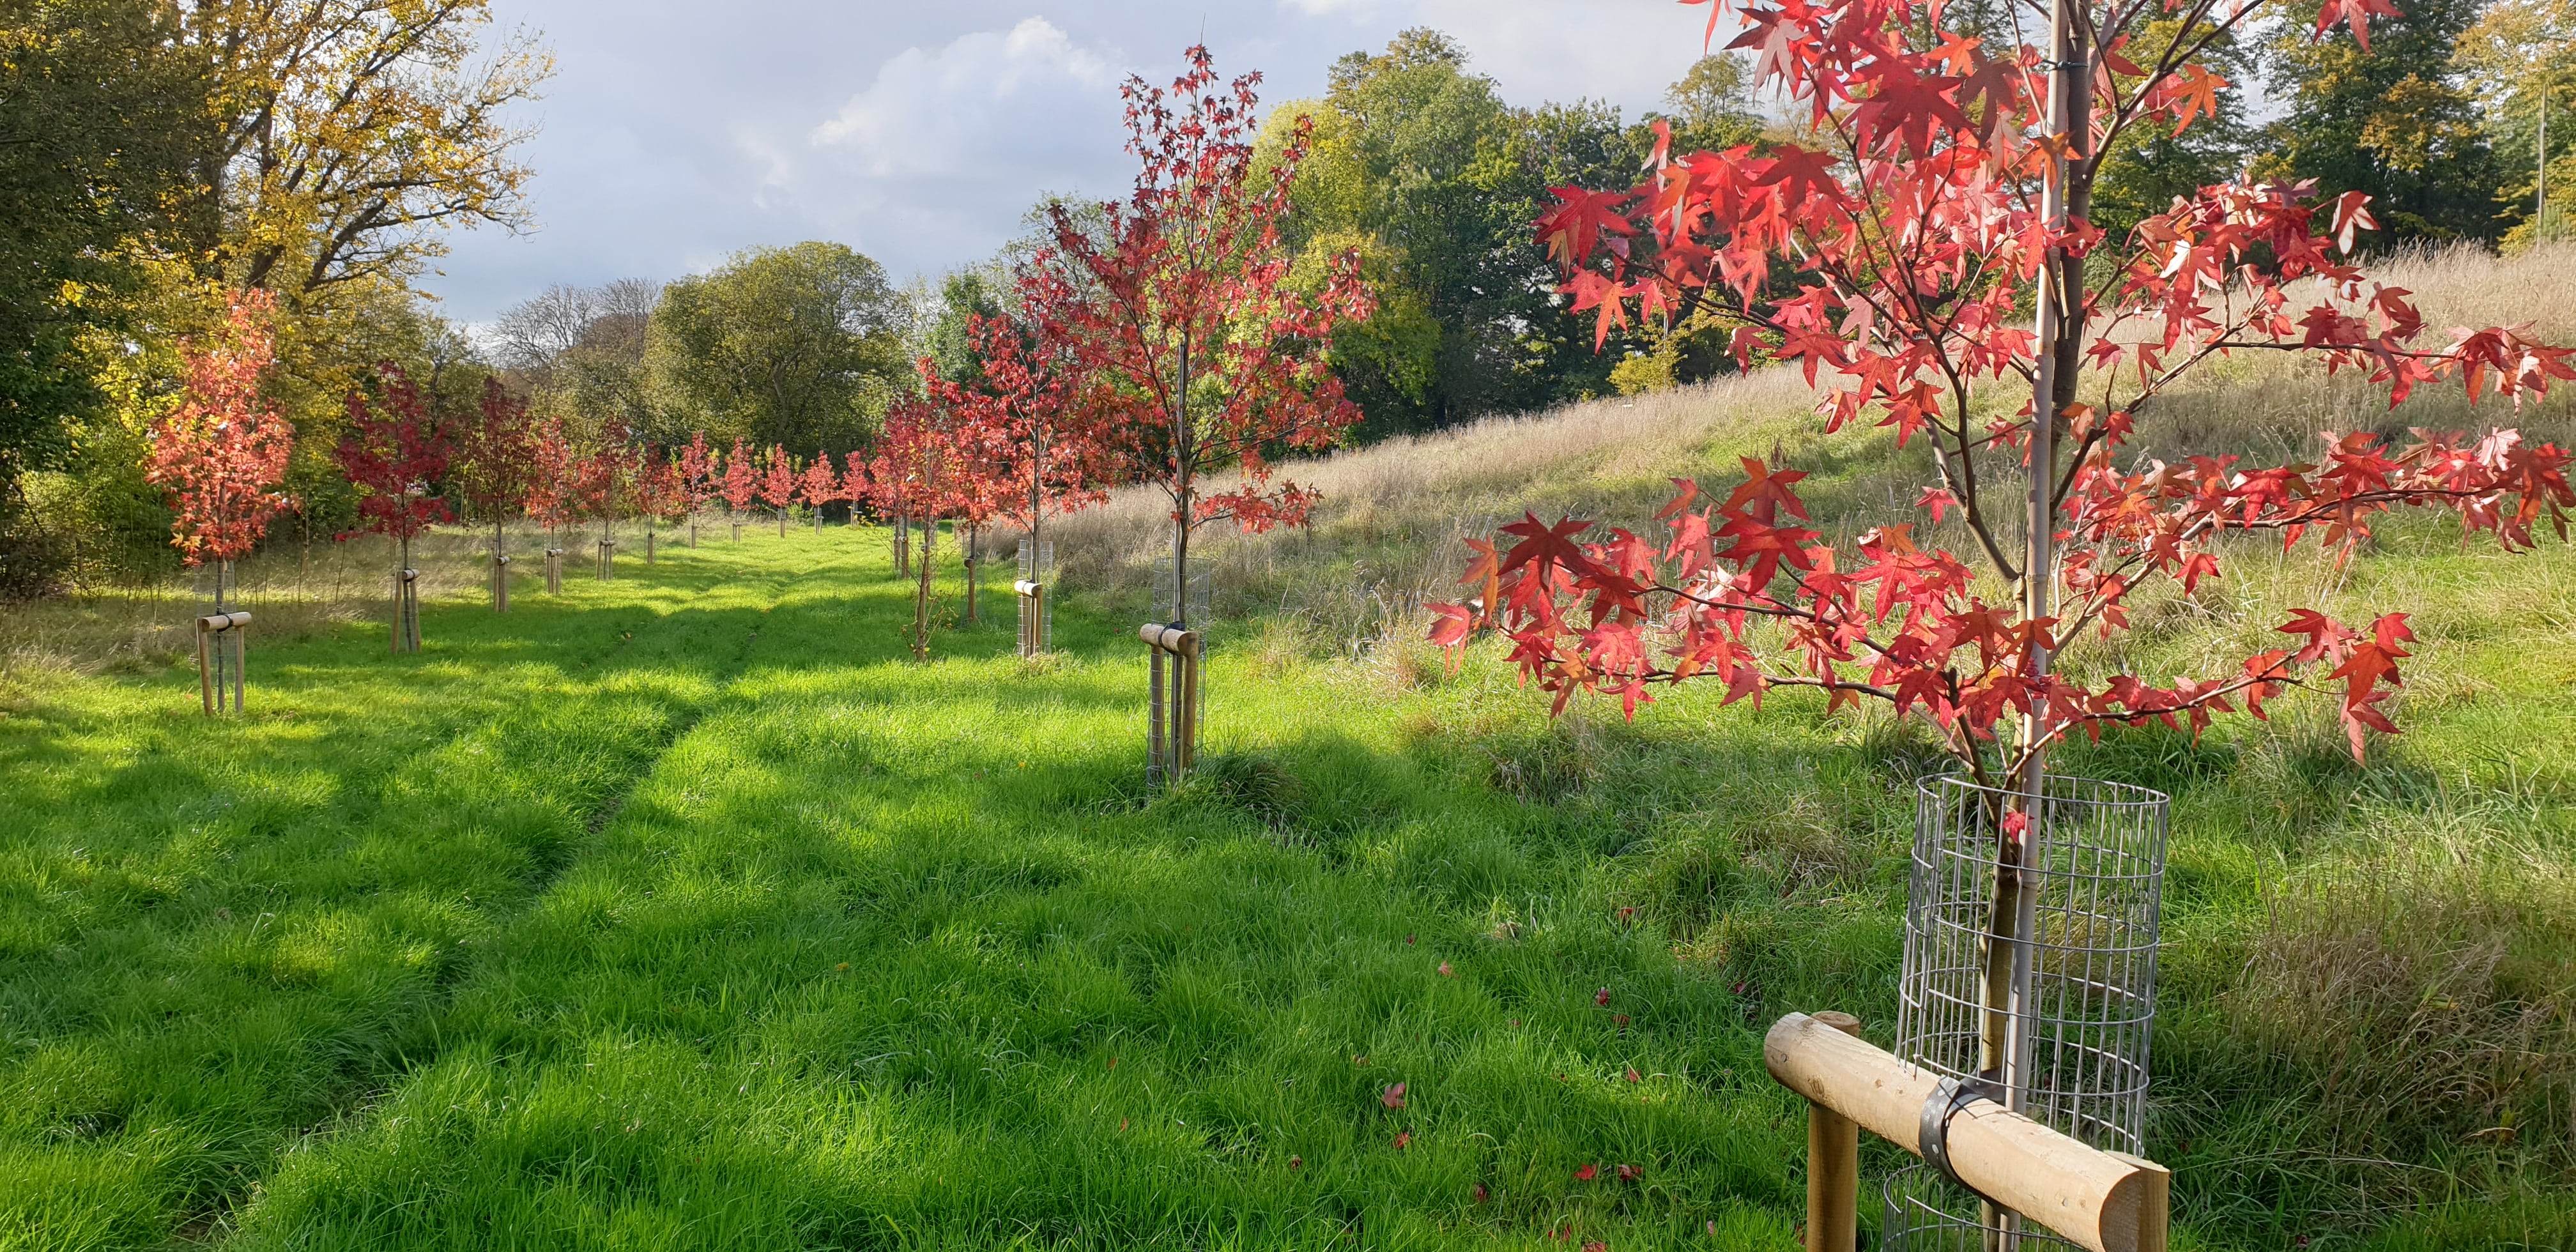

{"left": 1767, "top": 1011, "right": 2171, "bottom": 1252}
{"left": 1138, "top": 622, "right": 1201, "bottom": 782}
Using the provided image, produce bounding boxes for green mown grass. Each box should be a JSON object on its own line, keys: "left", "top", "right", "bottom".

{"left": 2, "top": 517, "right": 2570, "bottom": 1250}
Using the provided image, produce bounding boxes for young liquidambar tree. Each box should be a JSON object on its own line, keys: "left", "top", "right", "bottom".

{"left": 145, "top": 290, "right": 295, "bottom": 711}
{"left": 839, "top": 454, "right": 871, "bottom": 528}
{"left": 757, "top": 444, "right": 799, "bottom": 537}
{"left": 577, "top": 425, "right": 640, "bottom": 579}
{"left": 678, "top": 431, "right": 716, "bottom": 547}
{"left": 1027, "top": 44, "right": 1374, "bottom": 631}
{"left": 448, "top": 378, "right": 536, "bottom": 609}
{"left": 869, "top": 392, "right": 981, "bottom": 662}
{"left": 146, "top": 291, "right": 296, "bottom": 616}
{"left": 338, "top": 365, "right": 454, "bottom": 652}
{"left": 721, "top": 437, "right": 756, "bottom": 540}
{"left": 523, "top": 415, "right": 583, "bottom": 585}
{"left": 800, "top": 451, "right": 841, "bottom": 535}
{"left": 1432, "top": 0, "right": 2575, "bottom": 1189}
{"left": 634, "top": 447, "right": 686, "bottom": 565}
{"left": 937, "top": 302, "right": 1117, "bottom": 643}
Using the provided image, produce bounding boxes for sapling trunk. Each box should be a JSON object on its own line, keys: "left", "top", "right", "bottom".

{"left": 962, "top": 524, "right": 978, "bottom": 623}
{"left": 912, "top": 512, "right": 935, "bottom": 662}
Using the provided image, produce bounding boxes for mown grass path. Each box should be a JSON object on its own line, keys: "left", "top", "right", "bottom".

{"left": 3, "top": 531, "right": 1813, "bottom": 1251}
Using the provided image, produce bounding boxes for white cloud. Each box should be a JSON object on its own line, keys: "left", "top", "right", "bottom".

{"left": 806, "top": 18, "right": 1126, "bottom": 181}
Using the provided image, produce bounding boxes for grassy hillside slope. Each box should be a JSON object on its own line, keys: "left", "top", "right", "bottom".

{"left": 1, "top": 246, "right": 2571, "bottom": 1250}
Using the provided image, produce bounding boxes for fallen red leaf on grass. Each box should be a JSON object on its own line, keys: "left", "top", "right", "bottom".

{"left": 1381, "top": 1082, "right": 1407, "bottom": 1110}
{"left": 1595, "top": 987, "right": 1612, "bottom": 1006}
{"left": 1574, "top": 1163, "right": 1598, "bottom": 1180}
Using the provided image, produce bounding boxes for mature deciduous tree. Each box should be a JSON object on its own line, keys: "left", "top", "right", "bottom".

{"left": 2456, "top": 0, "right": 2576, "bottom": 245}
{"left": 2262, "top": 0, "right": 2504, "bottom": 241}
{"left": 0, "top": 0, "right": 211, "bottom": 566}
{"left": 186, "top": 0, "right": 551, "bottom": 294}
{"left": 648, "top": 243, "right": 910, "bottom": 455}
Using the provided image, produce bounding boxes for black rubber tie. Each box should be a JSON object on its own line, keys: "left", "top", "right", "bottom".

{"left": 1919, "top": 1074, "right": 2005, "bottom": 1199}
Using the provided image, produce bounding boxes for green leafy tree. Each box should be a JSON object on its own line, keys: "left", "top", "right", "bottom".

{"left": 0, "top": 0, "right": 210, "bottom": 585}
{"left": 2457, "top": 0, "right": 2576, "bottom": 245}
{"left": 646, "top": 243, "right": 910, "bottom": 456}
{"left": 1266, "top": 32, "right": 1778, "bottom": 432}
{"left": 2261, "top": 0, "right": 2504, "bottom": 243}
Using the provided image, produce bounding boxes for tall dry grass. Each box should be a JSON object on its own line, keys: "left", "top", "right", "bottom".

{"left": 1031, "top": 243, "right": 2576, "bottom": 654}
{"left": 0, "top": 521, "right": 652, "bottom": 680}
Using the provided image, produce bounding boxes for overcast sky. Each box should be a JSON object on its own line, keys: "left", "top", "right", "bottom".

{"left": 428, "top": 0, "right": 1727, "bottom": 324}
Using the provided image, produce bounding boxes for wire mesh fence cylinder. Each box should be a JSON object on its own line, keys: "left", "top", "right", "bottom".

{"left": 1881, "top": 1165, "right": 2088, "bottom": 1251}
{"left": 1017, "top": 538, "right": 1054, "bottom": 656}
{"left": 1896, "top": 774, "right": 2168, "bottom": 1165}
{"left": 1152, "top": 555, "right": 1210, "bottom": 625}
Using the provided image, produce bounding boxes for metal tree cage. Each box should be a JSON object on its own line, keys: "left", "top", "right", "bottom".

{"left": 1151, "top": 553, "right": 1210, "bottom": 625}
{"left": 1017, "top": 538, "right": 1054, "bottom": 655}
{"left": 1890, "top": 774, "right": 2168, "bottom": 1246}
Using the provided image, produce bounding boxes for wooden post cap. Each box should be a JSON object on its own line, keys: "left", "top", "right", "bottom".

{"left": 1137, "top": 623, "right": 1199, "bottom": 655}
{"left": 495, "top": 554, "right": 512, "bottom": 565}
{"left": 1762, "top": 1012, "right": 2163, "bottom": 1252}
{"left": 196, "top": 612, "right": 252, "bottom": 631}
{"left": 546, "top": 547, "right": 564, "bottom": 556}
{"left": 398, "top": 568, "right": 420, "bottom": 582}
{"left": 1013, "top": 580, "right": 1044, "bottom": 597}
{"left": 1813, "top": 1011, "right": 1862, "bottom": 1036}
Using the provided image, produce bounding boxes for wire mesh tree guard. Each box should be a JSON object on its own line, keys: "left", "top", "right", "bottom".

{"left": 1890, "top": 774, "right": 2168, "bottom": 1248}
{"left": 1152, "top": 554, "right": 1211, "bottom": 625}
{"left": 893, "top": 517, "right": 910, "bottom": 576}
{"left": 1016, "top": 538, "right": 1054, "bottom": 657}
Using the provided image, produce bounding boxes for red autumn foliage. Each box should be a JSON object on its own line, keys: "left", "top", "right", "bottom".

{"left": 1025, "top": 45, "right": 1374, "bottom": 625}
{"left": 337, "top": 365, "right": 453, "bottom": 545}
{"left": 448, "top": 379, "right": 535, "bottom": 541}
{"left": 1434, "top": 0, "right": 2575, "bottom": 771}
{"left": 756, "top": 445, "right": 798, "bottom": 523}
{"left": 942, "top": 297, "right": 1116, "bottom": 561}
{"left": 721, "top": 438, "right": 758, "bottom": 514}
{"left": 145, "top": 291, "right": 295, "bottom": 576}
{"left": 523, "top": 416, "right": 583, "bottom": 538}
{"left": 870, "top": 391, "right": 981, "bottom": 660}
{"left": 800, "top": 452, "right": 842, "bottom": 512}
{"left": 678, "top": 431, "right": 717, "bottom": 519}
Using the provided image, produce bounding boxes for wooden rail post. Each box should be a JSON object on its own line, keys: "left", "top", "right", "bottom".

{"left": 1763, "top": 1012, "right": 2169, "bottom": 1252}
{"left": 196, "top": 612, "right": 252, "bottom": 714}
{"left": 493, "top": 554, "right": 511, "bottom": 613}
{"left": 1139, "top": 624, "right": 1201, "bottom": 782}
{"left": 1807, "top": 1011, "right": 1864, "bottom": 1252}
{"left": 1015, "top": 579, "right": 1045, "bottom": 657}
{"left": 545, "top": 547, "right": 564, "bottom": 594}
{"left": 597, "top": 538, "right": 616, "bottom": 581}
